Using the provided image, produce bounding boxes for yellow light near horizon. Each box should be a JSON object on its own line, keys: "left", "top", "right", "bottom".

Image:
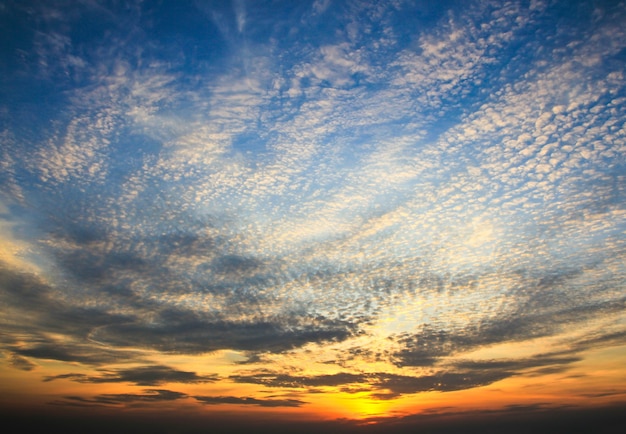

{"left": 308, "top": 391, "right": 398, "bottom": 421}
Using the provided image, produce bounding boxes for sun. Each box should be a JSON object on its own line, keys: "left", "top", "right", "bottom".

{"left": 333, "top": 392, "right": 397, "bottom": 421}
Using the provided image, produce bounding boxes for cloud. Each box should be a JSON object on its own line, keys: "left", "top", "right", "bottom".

{"left": 8, "top": 354, "right": 37, "bottom": 371}
{"left": 50, "top": 389, "right": 187, "bottom": 407}
{"left": 89, "top": 311, "right": 355, "bottom": 354}
{"left": 373, "top": 371, "right": 513, "bottom": 398}
{"left": 230, "top": 371, "right": 366, "bottom": 389}
{"left": 11, "top": 342, "right": 134, "bottom": 367}
{"left": 52, "top": 389, "right": 306, "bottom": 409}
{"left": 311, "top": 0, "right": 331, "bottom": 16}
{"left": 1, "top": 255, "right": 356, "bottom": 360}
{"left": 194, "top": 395, "right": 305, "bottom": 408}
{"left": 0, "top": 263, "right": 143, "bottom": 365}
{"left": 392, "top": 288, "right": 626, "bottom": 368}
{"left": 230, "top": 369, "right": 513, "bottom": 398}
{"left": 43, "top": 365, "right": 219, "bottom": 386}
{"left": 451, "top": 354, "right": 582, "bottom": 373}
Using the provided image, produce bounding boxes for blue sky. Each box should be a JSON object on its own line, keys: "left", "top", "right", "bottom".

{"left": 1, "top": 0, "right": 626, "bottom": 430}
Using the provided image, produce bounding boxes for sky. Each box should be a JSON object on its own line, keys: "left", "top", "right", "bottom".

{"left": 1, "top": 0, "right": 626, "bottom": 432}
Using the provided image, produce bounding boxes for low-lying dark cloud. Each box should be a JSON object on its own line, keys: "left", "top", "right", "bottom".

{"left": 450, "top": 353, "right": 582, "bottom": 373}
{"left": 2, "top": 252, "right": 624, "bottom": 402}
{"left": 9, "top": 354, "right": 37, "bottom": 371}
{"left": 49, "top": 389, "right": 306, "bottom": 409}
{"left": 392, "top": 267, "right": 626, "bottom": 368}
{"left": 50, "top": 389, "right": 188, "bottom": 407}
{"left": 230, "top": 371, "right": 366, "bottom": 389}
{"left": 377, "top": 371, "right": 513, "bottom": 397}
{"left": 195, "top": 395, "right": 305, "bottom": 407}
{"left": 230, "top": 347, "right": 589, "bottom": 398}
{"left": 11, "top": 341, "right": 138, "bottom": 366}
{"left": 0, "top": 260, "right": 357, "bottom": 365}
{"left": 230, "top": 370, "right": 514, "bottom": 398}
{"left": 44, "top": 365, "right": 219, "bottom": 386}
{"left": 14, "top": 402, "right": 626, "bottom": 433}
{"left": 89, "top": 312, "right": 356, "bottom": 354}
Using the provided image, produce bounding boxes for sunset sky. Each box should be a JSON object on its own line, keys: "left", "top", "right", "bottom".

{"left": 1, "top": 0, "right": 626, "bottom": 432}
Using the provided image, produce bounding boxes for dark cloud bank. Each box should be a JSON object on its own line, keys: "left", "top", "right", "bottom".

{"left": 2, "top": 260, "right": 625, "bottom": 402}
{"left": 2, "top": 403, "right": 626, "bottom": 434}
